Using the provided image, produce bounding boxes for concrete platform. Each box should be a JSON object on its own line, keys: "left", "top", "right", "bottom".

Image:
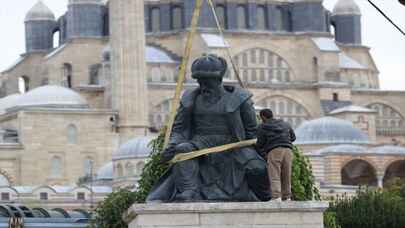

{"left": 126, "top": 201, "right": 329, "bottom": 228}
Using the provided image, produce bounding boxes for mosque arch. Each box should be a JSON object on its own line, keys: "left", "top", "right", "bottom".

{"left": 125, "top": 162, "right": 135, "bottom": 176}
{"left": 341, "top": 159, "right": 378, "bottom": 186}
{"left": 18, "top": 76, "right": 30, "bottom": 94}
{"left": 367, "top": 103, "right": 405, "bottom": 136}
{"left": 232, "top": 48, "right": 293, "bottom": 83}
{"left": 383, "top": 160, "right": 405, "bottom": 186}
{"left": 256, "top": 95, "right": 310, "bottom": 128}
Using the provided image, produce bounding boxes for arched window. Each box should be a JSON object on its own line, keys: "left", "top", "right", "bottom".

{"left": 151, "top": 99, "right": 172, "bottom": 130}
{"left": 67, "top": 124, "right": 78, "bottom": 144}
{"left": 116, "top": 163, "right": 124, "bottom": 177}
{"left": 171, "top": 6, "right": 183, "bottom": 30}
{"left": 0, "top": 174, "right": 10, "bottom": 187}
{"left": 18, "top": 76, "right": 29, "bottom": 94}
{"left": 53, "top": 30, "right": 60, "bottom": 48}
{"left": 83, "top": 157, "right": 93, "bottom": 176}
{"left": 51, "top": 156, "right": 62, "bottom": 178}
{"left": 215, "top": 4, "right": 227, "bottom": 29}
{"left": 367, "top": 103, "right": 405, "bottom": 136}
{"left": 341, "top": 159, "right": 377, "bottom": 186}
{"left": 384, "top": 160, "right": 405, "bottom": 186}
{"left": 126, "top": 162, "right": 135, "bottom": 176}
{"left": 257, "top": 96, "right": 310, "bottom": 128}
{"left": 233, "top": 48, "right": 292, "bottom": 84}
{"left": 151, "top": 7, "right": 160, "bottom": 33}
{"left": 236, "top": 5, "right": 247, "bottom": 29}
{"left": 275, "top": 7, "right": 283, "bottom": 31}
{"left": 136, "top": 161, "right": 145, "bottom": 174}
{"left": 256, "top": 5, "right": 267, "bottom": 30}
{"left": 63, "top": 63, "right": 73, "bottom": 88}
{"left": 89, "top": 64, "right": 101, "bottom": 85}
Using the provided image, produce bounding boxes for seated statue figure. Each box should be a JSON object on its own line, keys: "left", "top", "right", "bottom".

{"left": 147, "top": 54, "right": 271, "bottom": 202}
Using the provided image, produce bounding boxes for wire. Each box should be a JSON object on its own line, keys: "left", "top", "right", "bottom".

{"left": 367, "top": 0, "right": 405, "bottom": 37}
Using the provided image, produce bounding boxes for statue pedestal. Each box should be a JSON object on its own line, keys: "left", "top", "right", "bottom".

{"left": 126, "top": 201, "right": 329, "bottom": 228}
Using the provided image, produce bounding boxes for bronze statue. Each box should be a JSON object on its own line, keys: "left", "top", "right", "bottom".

{"left": 147, "top": 54, "right": 270, "bottom": 202}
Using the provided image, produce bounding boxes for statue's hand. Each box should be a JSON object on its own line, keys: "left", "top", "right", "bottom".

{"left": 175, "top": 143, "right": 196, "bottom": 154}
{"left": 160, "top": 147, "right": 176, "bottom": 164}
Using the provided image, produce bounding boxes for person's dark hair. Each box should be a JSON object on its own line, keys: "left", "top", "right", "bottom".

{"left": 260, "top": 109, "right": 273, "bottom": 119}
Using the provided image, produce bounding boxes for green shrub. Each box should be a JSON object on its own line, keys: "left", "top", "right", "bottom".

{"left": 384, "top": 178, "right": 405, "bottom": 198}
{"left": 324, "top": 211, "right": 341, "bottom": 228}
{"left": 91, "top": 130, "right": 320, "bottom": 227}
{"left": 327, "top": 189, "right": 405, "bottom": 228}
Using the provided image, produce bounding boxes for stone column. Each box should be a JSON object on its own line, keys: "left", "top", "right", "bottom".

{"left": 109, "top": 0, "right": 149, "bottom": 143}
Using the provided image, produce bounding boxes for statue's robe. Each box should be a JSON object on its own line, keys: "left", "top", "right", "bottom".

{"left": 147, "top": 86, "right": 271, "bottom": 202}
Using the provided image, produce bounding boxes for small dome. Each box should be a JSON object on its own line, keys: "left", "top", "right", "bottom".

{"left": 370, "top": 146, "right": 405, "bottom": 155}
{"left": 25, "top": 1, "right": 55, "bottom": 22}
{"left": 11, "top": 85, "right": 89, "bottom": 111}
{"left": 0, "top": 94, "right": 22, "bottom": 114}
{"left": 333, "top": 0, "right": 361, "bottom": 16}
{"left": 96, "top": 162, "right": 113, "bottom": 180}
{"left": 113, "top": 137, "right": 153, "bottom": 160}
{"left": 295, "top": 117, "right": 370, "bottom": 145}
{"left": 68, "top": 0, "right": 103, "bottom": 5}
{"left": 316, "top": 145, "right": 367, "bottom": 155}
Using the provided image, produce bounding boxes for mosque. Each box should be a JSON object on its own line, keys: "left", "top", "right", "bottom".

{"left": 0, "top": 0, "right": 404, "bottom": 207}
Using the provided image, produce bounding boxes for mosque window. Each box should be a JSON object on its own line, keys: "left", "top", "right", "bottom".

{"left": 63, "top": 63, "right": 73, "bottom": 88}
{"left": 333, "top": 93, "right": 339, "bottom": 102}
{"left": 275, "top": 7, "right": 283, "bottom": 31}
{"left": 151, "top": 7, "right": 161, "bottom": 33}
{"left": 233, "top": 48, "right": 292, "bottom": 84}
{"left": 151, "top": 99, "right": 173, "bottom": 130}
{"left": 256, "top": 5, "right": 267, "bottom": 30}
{"left": 67, "top": 124, "right": 78, "bottom": 144}
{"left": 1, "top": 193, "right": 10, "bottom": 201}
{"left": 150, "top": 67, "right": 161, "bottom": 82}
{"left": 126, "top": 162, "right": 135, "bottom": 176}
{"left": 171, "top": 6, "right": 183, "bottom": 30}
{"left": 341, "top": 159, "right": 377, "bottom": 186}
{"left": 77, "top": 192, "right": 86, "bottom": 200}
{"left": 116, "top": 164, "right": 124, "bottom": 177}
{"left": 257, "top": 96, "right": 310, "bottom": 128}
{"left": 215, "top": 4, "right": 227, "bottom": 29}
{"left": 51, "top": 156, "right": 62, "bottom": 178}
{"left": 53, "top": 30, "right": 60, "bottom": 48}
{"left": 40, "top": 192, "right": 48, "bottom": 200}
{"left": 83, "top": 157, "right": 93, "bottom": 177}
{"left": 367, "top": 103, "right": 405, "bottom": 136}
{"left": 18, "top": 76, "right": 30, "bottom": 94}
{"left": 89, "top": 64, "right": 102, "bottom": 85}
{"left": 236, "top": 5, "right": 248, "bottom": 29}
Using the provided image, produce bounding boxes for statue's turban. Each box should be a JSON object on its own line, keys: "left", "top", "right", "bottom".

{"left": 191, "top": 54, "right": 228, "bottom": 79}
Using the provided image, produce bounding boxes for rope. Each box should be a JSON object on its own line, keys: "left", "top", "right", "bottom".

{"left": 163, "top": 0, "right": 204, "bottom": 148}
{"left": 367, "top": 0, "right": 405, "bottom": 37}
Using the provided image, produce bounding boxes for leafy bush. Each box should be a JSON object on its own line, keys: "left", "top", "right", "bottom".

{"left": 324, "top": 211, "right": 341, "bottom": 228}
{"left": 384, "top": 178, "right": 405, "bottom": 198}
{"left": 326, "top": 189, "right": 405, "bottom": 228}
{"left": 91, "top": 130, "right": 320, "bottom": 227}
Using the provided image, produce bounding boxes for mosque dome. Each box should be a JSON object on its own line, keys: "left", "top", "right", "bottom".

{"left": 295, "top": 117, "right": 370, "bottom": 145}
{"left": 11, "top": 85, "right": 89, "bottom": 111}
{"left": 333, "top": 0, "right": 361, "bottom": 16}
{"left": 25, "top": 1, "right": 55, "bottom": 22}
{"left": 0, "top": 94, "right": 22, "bottom": 114}
{"left": 96, "top": 162, "right": 113, "bottom": 180}
{"left": 316, "top": 145, "right": 367, "bottom": 155}
{"left": 113, "top": 137, "right": 154, "bottom": 160}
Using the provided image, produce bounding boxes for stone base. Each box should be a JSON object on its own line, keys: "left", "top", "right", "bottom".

{"left": 127, "top": 201, "right": 329, "bottom": 228}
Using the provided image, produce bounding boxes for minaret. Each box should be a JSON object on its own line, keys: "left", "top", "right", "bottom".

{"left": 109, "top": 0, "right": 149, "bottom": 143}
{"left": 332, "top": 0, "right": 362, "bottom": 45}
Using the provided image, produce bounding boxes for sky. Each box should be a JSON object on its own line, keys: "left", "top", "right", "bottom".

{"left": 0, "top": 0, "right": 404, "bottom": 90}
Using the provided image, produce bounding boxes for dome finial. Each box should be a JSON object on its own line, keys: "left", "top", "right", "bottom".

{"left": 333, "top": 0, "right": 361, "bottom": 16}
{"left": 25, "top": 0, "right": 55, "bottom": 22}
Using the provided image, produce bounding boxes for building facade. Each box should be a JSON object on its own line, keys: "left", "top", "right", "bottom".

{"left": 0, "top": 0, "right": 404, "bottom": 203}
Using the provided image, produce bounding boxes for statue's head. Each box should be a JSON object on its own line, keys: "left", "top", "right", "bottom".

{"left": 191, "top": 54, "right": 227, "bottom": 94}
